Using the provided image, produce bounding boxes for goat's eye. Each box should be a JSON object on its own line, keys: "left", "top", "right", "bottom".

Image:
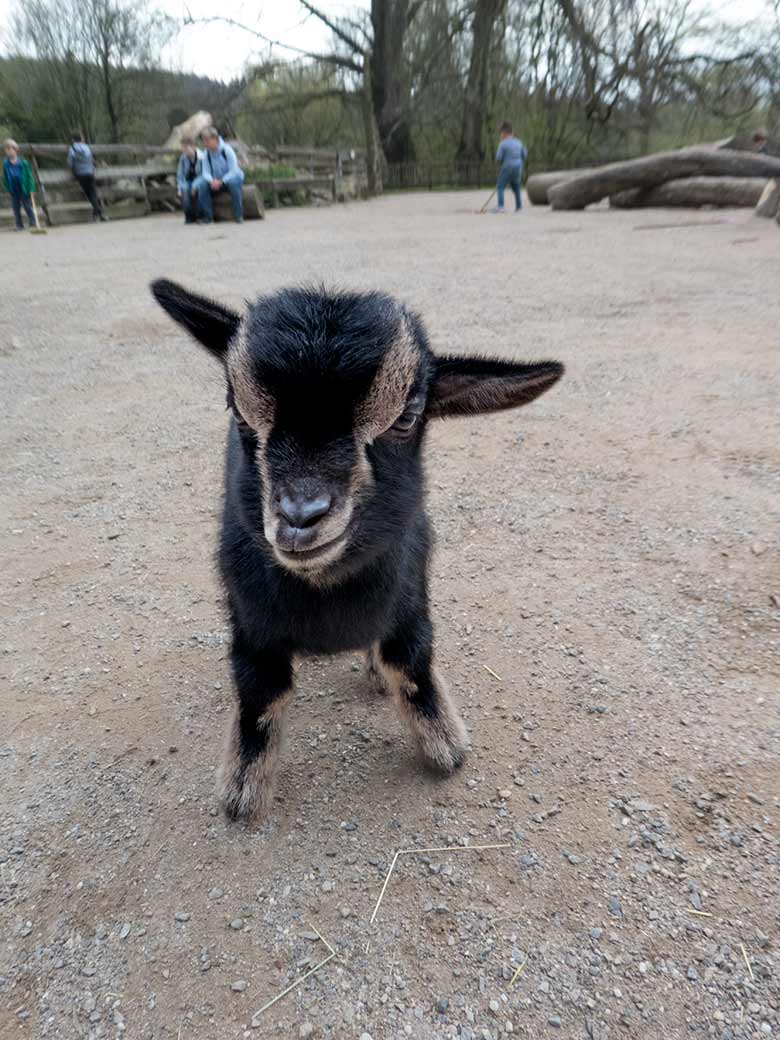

{"left": 387, "top": 395, "right": 424, "bottom": 437}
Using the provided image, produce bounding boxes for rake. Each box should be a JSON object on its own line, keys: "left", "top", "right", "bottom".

{"left": 29, "top": 194, "right": 47, "bottom": 235}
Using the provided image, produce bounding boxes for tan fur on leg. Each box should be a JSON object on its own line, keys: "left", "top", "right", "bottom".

{"left": 378, "top": 660, "right": 468, "bottom": 773}
{"left": 366, "top": 644, "right": 390, "bottom": 695}
{"left": 217, "top": 692, "right": 291, "bottom": 822}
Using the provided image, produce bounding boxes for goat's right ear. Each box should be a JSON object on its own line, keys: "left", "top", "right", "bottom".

{"left": 151, "top": 278, "right": 240, "bottom": 363}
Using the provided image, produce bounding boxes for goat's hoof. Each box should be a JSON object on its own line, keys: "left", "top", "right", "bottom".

{"left": 218, "top": 760, "right": 273, "bottom": 824}
{"left": 417, "top": 713, "right": 469, "bottom": 775}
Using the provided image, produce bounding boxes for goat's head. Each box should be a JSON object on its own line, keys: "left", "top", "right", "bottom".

{"left": 151, "top": 280, "right": 563, "bottom": 579}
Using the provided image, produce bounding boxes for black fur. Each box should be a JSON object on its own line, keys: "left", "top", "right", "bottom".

{"left": 151, "top": 278, "right": 564, "bottom": 821}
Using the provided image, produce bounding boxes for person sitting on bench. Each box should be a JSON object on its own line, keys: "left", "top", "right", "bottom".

{"left": 195, "top": 127, "right": 244, "bottom": 224}
{"left": 176, "top": 137, "right": 202, "bottom": 224}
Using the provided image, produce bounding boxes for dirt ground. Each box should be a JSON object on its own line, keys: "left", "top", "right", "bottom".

{"left": 1, "top": 192, "right": 778, "bottom": 1040}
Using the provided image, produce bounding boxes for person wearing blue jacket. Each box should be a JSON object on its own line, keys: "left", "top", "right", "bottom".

{"left": 176, "top": 138, "right": 202, "bottom": 224}
{"left": 492, "top": 121, "right": 528, "bottom": 214}
{"left": 195, "top": 127, "right": 244, "bottom": 223}
{"left": 67, "top": 133, "right": 107, "bottom": 222}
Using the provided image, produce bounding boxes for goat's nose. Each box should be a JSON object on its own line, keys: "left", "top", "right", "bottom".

{"left": 278, "top": 493, "right": 332, "bottom": 529}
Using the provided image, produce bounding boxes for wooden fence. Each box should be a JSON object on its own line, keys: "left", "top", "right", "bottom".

{"left": 1, "top": 142, "right": 368, "bottom": 227}
{"left": 384, "top": 160, "right": 498, "bottom": 191}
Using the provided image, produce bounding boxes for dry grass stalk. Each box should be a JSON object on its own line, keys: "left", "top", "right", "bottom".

{"left": 252, "top": 926, "right": 336, "bottom": 1018}
{"left": 741, "top": 942, "right": 755, "bottom": 982}
{"left": 369, "top": 843, "right": 511, "bottom": 925}
{"left": 509, "top": 955, "right": 528, "bottom": 987}
{"left": 482, "top": 664, "right": 503, "bottom": 682}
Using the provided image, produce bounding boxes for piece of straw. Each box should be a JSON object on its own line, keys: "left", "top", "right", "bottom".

{"left": 509, "top": 955, "right": 528, "bottom": 987}
{"left": 252, "top": 926, "right": 336, "bottom": 1018}
{"left": 686, "top": 908, "right": 713, "bottom": 917}
{"left": 369, "top": 843, "right": 511, "bottom": 925}
{"left": 482, "top": 665, "right": 503, "bottom": 682}
{"left": 741, "top": 942, "right": 755, "bottom": 982}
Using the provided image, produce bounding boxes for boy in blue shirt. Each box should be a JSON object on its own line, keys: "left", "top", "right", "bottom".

{"left": 492, "top": 121, "right": 528, "bottom": 214}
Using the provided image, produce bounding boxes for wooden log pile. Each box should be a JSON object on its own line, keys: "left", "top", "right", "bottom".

{"left": 527, "top": 139, "right": 780, "bottom": 225}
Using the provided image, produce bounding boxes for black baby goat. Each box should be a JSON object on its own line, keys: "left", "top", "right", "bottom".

{"left": 151, "top": 279, "right": 563, "bottom": 822}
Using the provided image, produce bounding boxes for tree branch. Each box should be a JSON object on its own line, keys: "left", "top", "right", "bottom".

{"left": 182, "top": 13, "right": 363, "bottom": 72}
{"left": 297, "top": 0, "right": 363, "bottom": 54}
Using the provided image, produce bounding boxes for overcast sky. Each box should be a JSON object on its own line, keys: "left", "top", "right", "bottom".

{"left": 0, "top": 0, "right": 770, "bottom": 83}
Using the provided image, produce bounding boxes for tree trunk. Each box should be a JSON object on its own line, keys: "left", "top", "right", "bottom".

{"left": 100, "top": 53, "right": 120, "bottom": 143}
{"left": 548, "top": 147, "right": 780, "bottom": 210}
{"left": 456, "top": 0, "right": 506, "bottom": 162}
{"left": 610, "top": 177, "right": 769, "bottom": 209}
{"left": 371, "top": 0, "right": 415, "bottom": 164}
{"left": 526, "top": 169, "right": 581, "bottom": 205}
{"left": 361, "top": 54, "right": 384, "bottom": 195}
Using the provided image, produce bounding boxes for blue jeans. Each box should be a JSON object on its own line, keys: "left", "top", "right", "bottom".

{"left": 10, "top": 189, "right": 36, "bottom": 229}
{"left": 497, "top": 166, "right": 522, "bottom": 210}
{"left": 195, "top": 177, "right": 243, "bottom": 221}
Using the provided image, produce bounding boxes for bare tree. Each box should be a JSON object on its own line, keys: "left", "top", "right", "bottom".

{"left": 457, "top": 0, "right": 507, "bottom": 161}
{"left": 12, "top": 0, "right": 171, "bottom": 141}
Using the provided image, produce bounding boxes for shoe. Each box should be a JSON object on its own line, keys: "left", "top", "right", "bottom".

{"left": 197, "top": 218, "right": 212, "bottom": 225}
{"left": 14, "top": 226, "right": 24, "bottom": 232}
{"left": 489, "top": 207, "right": 506, "bottom": 214}
{"left": 235, "top": 217, "right": 244, "bottom": 224}
{"left": 99, "top": 213, "right": 109, "bottom": 222}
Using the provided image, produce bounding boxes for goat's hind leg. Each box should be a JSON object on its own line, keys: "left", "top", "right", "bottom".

{"left": 366, "top": 643, "right": 390, "bottom": 695}
{"left": 377, "top": 621, "right": 468, "bottom": 774}
{"left": 218, "top": 637, "right": 293, "bottom": 823}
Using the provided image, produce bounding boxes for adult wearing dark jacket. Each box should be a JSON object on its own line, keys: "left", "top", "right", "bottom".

{"left": 67, "top": 133, "right": 107, "bottom": 222}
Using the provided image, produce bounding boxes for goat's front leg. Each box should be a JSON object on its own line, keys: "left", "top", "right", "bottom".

{"left": 218, "top": 637, "right": 293, "bottom": 823}
{"left": 374, "top": 619, "right": 468, "bottom": 774}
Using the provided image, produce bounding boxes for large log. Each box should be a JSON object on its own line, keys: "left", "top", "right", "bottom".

{"left": 610, "top": 176, "right": 768, "bottom": 210}
{"left": 755, "top": 179, "right": 780, "bottom": 219}
{"left": 548, "top": 147, "right": 780, "bottom": 210}
{"left": 526, "top": 170, "right": 580, "bottom": 205}
{"left": 213, "top": 184, "right": 265, "bottom": 222}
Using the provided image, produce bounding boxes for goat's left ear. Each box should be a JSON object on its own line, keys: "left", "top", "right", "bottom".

{"left": 427, "top": 356, "right": 564, "bottom": 419}
{"left": 151, "top": 278, "right": 240, "bottom": 363}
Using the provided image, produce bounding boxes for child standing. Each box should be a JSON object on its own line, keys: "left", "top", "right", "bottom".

{"left": 2, "top": 139, "right": 38, "bottom": 231}
{"left": 492, "top": 122, "right": 528, "bottom": 214}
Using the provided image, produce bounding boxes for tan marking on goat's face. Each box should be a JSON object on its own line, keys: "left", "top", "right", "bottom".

{"left": 355, "top": 318, "right": 421, "bottom": 441}
{"left": 217, "top": 691, "right": 292, "bottom": 822}
{"left": 227, "top": 320, "right": 275, "bottom": 432}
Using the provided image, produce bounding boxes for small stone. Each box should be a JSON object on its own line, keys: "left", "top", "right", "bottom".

{"left": 174, "top": 911, "right": 190, "bottom": 922}
{"left": 208, "top": 887, "right": 224, "bottom": 900}
{"left": 751, "top": 542, "right": 767, "bottom": 556}
{"left": 548, "top": 1016, "right": 562, "bottom": 1028}
{"left": 231, "top": 980, "right": 247, "bottom": 992}
{"left": 747, "top": 793, "right": 764, "bottom": 806}
{"left": 608, "top": 896, "right": 622, "bottom": 917}
{"left": 321, "top": 880, "right": 334, "bottom": 893}
{"left": 81, "top": 966, "right": 96, "bottom": 977}
{"left": 436, "top": 997, "right": 449, "bottom": 1013}
{"left": 229, "top": 918, "right": 245, "bottom": 930}
{"left": 299, "top": 1024, "right": 314, "bottom": 1039}
{"left": 590, "top": 928, "right": 603, "bottom": 940}
{"left": 489, "top": 999, "right": 500, "bottom": 1013}
{"left": 359, "top": 1034, "right": 374, "bottom": 1040}
{"left": 498, "top": 789, "right": 511, "bottom": 799}
{"left": 119, "top": 923, "right": 131, "bottom": 940}
{"left": 687, "top": 966, "right": 699, "bottom": 981}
